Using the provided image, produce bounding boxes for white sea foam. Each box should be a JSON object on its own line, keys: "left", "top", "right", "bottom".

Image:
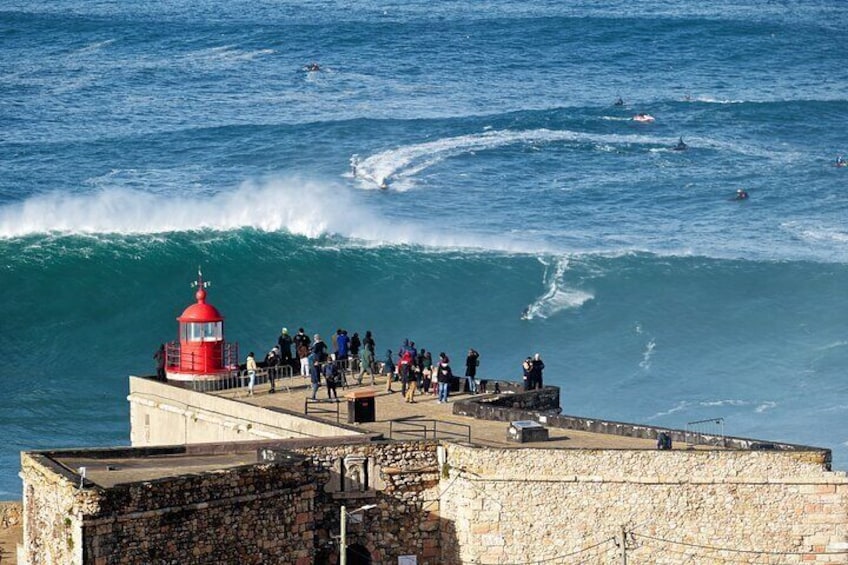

{"left": 521, "top": 257, "right": 593, "bottom": 320}
{"left": 353, "top": 127, "right": 787, "bottom": 190}
{"left": 0, "top": 178, "right": 547, "bottom": 254}
{"left": 646, "top": 401, "right": 690, "bottom": 420}
{"left": 356, "top": 128, "right": 621, "bottom": 190}
{"left": 755, "top": 401, "right": 777, "bottom": 413}
{"left": 646, "top": 398, "right": 778, "bottom": 421}
{"left": 688, "top": 95, "right": 745, "bottom": 104}
{"left": 639, "top": 339, "right": 656, "bottom": 370}
{"left": 699, "top": 399, "right": 750, "bottom": 407}
{"left": 182, "top": 45, "right": 276, "bottom": 65}
{"left": 782, "top": 221, "right": 848, "bottom": 245}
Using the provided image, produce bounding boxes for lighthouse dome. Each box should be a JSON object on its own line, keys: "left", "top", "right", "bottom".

{"left": 177, "top": 286, "right": 223, "bottom": 322}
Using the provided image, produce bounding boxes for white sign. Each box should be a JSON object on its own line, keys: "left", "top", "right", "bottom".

{"left": 398, "top": 556, "right": 417, "bottom": 565}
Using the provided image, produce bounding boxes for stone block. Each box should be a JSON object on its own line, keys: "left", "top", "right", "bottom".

{"left": 506, "top": 421, "right": 548, "bottom": 443}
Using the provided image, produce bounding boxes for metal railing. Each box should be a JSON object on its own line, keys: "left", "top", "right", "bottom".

{"left": 184, "top": 365, "right": 300, "bottom": 394}
{"left": 685, "top": 417, "right": 726, "bottom": 447}
{"left": 180, "top": 358, "right": 368, "bottom": 395}
{"left": 388, "top": 419, "right": 471, "bottom": 443}
{"left": 304, "top": 397, "right": 341, "bottom": 423}
{"left": 165, "top": 341, "right": 239, "bottom": 375}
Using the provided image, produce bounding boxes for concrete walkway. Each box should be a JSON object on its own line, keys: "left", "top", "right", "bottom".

{"left": 215, "top": 373, "right": 662, "bottom": 451}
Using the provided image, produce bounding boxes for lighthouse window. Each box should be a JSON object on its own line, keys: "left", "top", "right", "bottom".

{"left": 182, "top": 322, "right": 222, "bottom": 342}
{"left": 202, "top": 321, "right": 222, "bottom": 341}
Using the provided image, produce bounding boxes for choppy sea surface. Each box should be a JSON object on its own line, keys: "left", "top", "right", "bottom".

{"left": 1, "top": 0, "right": 847, "bottom": 497}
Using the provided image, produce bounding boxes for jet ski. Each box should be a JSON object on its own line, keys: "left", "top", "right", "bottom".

{"left": 633, "top": 113, "right": 655, "bottom": 123}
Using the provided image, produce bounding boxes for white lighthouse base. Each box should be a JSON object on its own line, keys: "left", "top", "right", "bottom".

{"left": 166, "top": 370, "right": 234, "bottom": 382}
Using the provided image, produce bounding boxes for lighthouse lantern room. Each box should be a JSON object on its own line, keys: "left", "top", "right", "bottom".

{"left": 165, "top": 269, "right": 238, "bottom": 382}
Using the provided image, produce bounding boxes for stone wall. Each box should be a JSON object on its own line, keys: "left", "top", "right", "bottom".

{"left": 20, "top": 453, "right": 88, "bottom": 565}
{"left": 452, "top": 386, "right": 830, "bottom": 457}
{"left": 20, "top": 439, "right": 444, "bottom": 565}
{"left": 0, "top": 502, "right": 22, "bottom": 530}
{"left": 20, "top": 449, "right": 320, "bottom": 565}
{"left": 440, "top": 443, "right": 848, "bottom": 564}
{"left": 128, "top": 376, "right": 361, "bottom": 447}
{"left": 289, "top": 440, "right": 443, "bottom": 564}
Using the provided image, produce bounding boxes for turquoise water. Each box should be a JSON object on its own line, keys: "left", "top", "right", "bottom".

{"left": 1, "top": 0, "right": 847, "bottom": 497}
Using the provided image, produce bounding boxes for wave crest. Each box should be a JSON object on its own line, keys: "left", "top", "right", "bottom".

{"left": 0, "top": 178, "right": 543, "bottom": 253}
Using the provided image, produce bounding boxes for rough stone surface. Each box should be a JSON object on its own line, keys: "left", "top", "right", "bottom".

{"left": 439, "top": 444, "right": 848, "bottom": 564}
{"left": 21, "top": 441, "right": 443, "bottom": 565}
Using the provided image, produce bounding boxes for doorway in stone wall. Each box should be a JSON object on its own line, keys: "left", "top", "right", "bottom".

{"left": 346, "top": 543, "right": 372, "bottom": 565}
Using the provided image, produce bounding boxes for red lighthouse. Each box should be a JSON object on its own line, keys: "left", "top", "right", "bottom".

{"left": 165, "top": 270, "right": 238, "bottom": 382}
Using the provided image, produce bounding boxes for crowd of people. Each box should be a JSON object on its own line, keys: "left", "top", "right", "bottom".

{"left": 155, "top": 324, "right": 547, "bottom": 402}
{"left": 240, "top": 326, "right": 545, "bottom": 402}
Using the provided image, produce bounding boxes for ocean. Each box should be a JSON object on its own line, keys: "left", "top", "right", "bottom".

{"left": 1, "top": 0, "right": 847, "bottom": 498}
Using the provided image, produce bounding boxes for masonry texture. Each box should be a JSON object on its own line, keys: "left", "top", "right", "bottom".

{"left": 20, "top": 440, "right": 443, "bottom": 565}
{"left": 440, "top": 444, "right": 848, "bottom": 564}
{"left": 17, "top": 380, "right": 848, "bottom": 564}
{"left": 21, "top": 451, "right": 321, "bottom": 565}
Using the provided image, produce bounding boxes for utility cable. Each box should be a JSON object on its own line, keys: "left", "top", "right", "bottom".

{"left": 477, "top": 536, "right": 617, "bottom": 565}
{"left": 631, "top": 530, "right": 848, "bottom": 556}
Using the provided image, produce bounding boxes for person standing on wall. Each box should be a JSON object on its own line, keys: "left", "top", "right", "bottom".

{"left": 277, "top": 328, "right": 293, "bottom": 371}
{"left": 464, "top": 348, "right": 480, "bottom": 394}
{"left": 436, "top": 352, "right": 453, "bottom": 404}
{"left": 264, "top": 346, "right": 280, "bottom": 393}
{"left": 246, "top": 352, "right": 257, "bottom": 396}
{"left": 153, "top": 344, "right": 166, "bottom": 381}
{"left": 522, "top": 356, "right": 533, "bottom": 391}
{"left": 530, "top": 353, "right": 545, "bottom": 390}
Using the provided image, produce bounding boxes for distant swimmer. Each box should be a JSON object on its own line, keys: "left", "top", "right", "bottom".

{"left": 633, "top": 113, "right": 655, "bottom": 123}
{"left": 614, "top": 96, "right": 624, "bottom": 106}
{"left": 836, "top": 155, "right": 847, "bottom": 168}
{"left": 350, "top": 154, "right": 359, "bottom": 177}
{"left": 305, "top": 62, "right": 321, "bottom": 72}
{"left": 734, "top": 188, "right": 749, "bottom": 201}
{"left": 673, "top": 137, "right": 688, "bottom": 151}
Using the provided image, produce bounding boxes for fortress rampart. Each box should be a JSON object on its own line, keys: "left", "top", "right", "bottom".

{"left": 15, "top": 376, "right": 848, "bottom": 564}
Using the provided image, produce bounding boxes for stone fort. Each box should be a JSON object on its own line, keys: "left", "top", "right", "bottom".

{"left": 12, "top": 374, "right": 848, "bottom": 564}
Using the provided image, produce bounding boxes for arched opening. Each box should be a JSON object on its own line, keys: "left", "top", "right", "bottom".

{"left": 346, "top": 543, "right": 372, "bottom": 565}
